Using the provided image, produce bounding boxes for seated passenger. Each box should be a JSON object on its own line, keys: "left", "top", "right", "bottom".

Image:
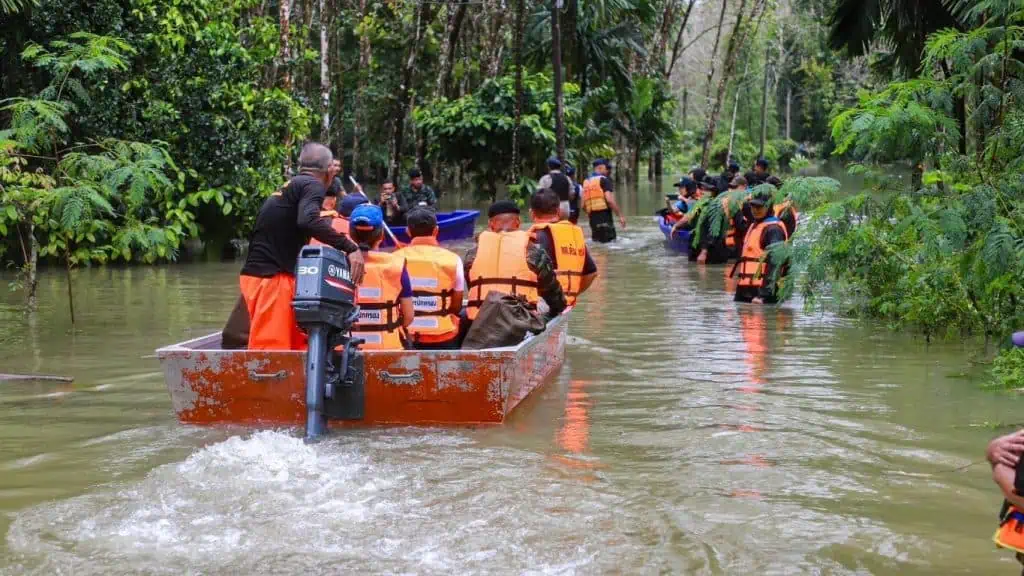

{"left": 734, "top": 190, "right": 788, "bottom": 304}
{"left": 312, "top": 194, "right": 369, "bottom": 246}
{"left": 463, "top": 200, "right": 567, "bottom": 325}
{"left": 348, "top": 205, "right": 415, "bottom": 350}
{"left": 987, "top": 431, "right": 1024, "bottom": 563}
{"left": 394, "top": 209, "right": 465, "bottom": 350}
{"left": 528, "top": 188, "right": 597, "bottom": 306}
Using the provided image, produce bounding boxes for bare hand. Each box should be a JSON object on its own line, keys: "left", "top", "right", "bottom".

{"left": 619, "top": 216, "right": 627, "bottom": 230}
{"left": 347, "top": 249, "right": 365, "bottom": 284}
{"left": 697, "top": 250, "right": 708, "bottom": 264}
{"left": 752, "top": 297, "right": 764, "bottom": 304}
{"left": 987, "top": 430, "right": 1024, "bottom": 467}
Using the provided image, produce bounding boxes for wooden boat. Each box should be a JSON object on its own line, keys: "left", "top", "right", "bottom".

{"left": 656, "top": 215, "right": 691, "bottom": 253}
{"left": 155, "top": 311, "right": 569, "bottom": 427}
{"left": 381, "top": 210, "right": 480, "bottom": 247}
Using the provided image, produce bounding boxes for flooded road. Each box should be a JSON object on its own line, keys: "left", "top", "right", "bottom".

{"left": 1, "top": 182, "right": 1021, "bottom": 574}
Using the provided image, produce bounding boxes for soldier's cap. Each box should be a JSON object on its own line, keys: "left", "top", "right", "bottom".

{"left": 487, "top": 200, "right": 521, "bottom": 218}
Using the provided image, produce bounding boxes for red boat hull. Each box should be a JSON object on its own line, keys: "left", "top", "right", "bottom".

{"left": 157, "top": 312, "right": 569, "bottom": 427}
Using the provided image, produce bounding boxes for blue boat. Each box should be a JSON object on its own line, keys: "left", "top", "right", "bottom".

{"left": 381, "top": 210, "right": 480, "bottom": 247}
{"left": 656, "top": 216, "right": 691, "bottom": 253}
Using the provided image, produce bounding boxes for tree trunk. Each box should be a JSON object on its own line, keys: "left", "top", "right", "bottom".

{"left": 665, "top": 0, "right": 697, "bottom": 78}
{"left": 702, "top": 0, "right": 729, "bottom": 123}
{"left": 64, "top": 251, "right": 75, "bottom": 326}
{"left": 648, "top": 155, "right": 654, "bottom": 181}
{"left": 552, "top": 0, "right": 565, "bottom": 161}
{"left": 352, "top": 0, "right": 371, "bottom": 177}
{"left": 319, "top": 0, "right": 330, "bottom": 141}
{"left": 956, "top": 95, "right": 967, "bottom": 155}
{"left": 279, "top": 0, "right": 293, "bottom": 175}
{"left": 511, "top": 0, "right": 525, "bottom": 182}
{"left": 759, "top": 54, "right": 770, "bottom": 158}
{"left": 727, "top": 57, "right": 750, "bottom": 163}
{"left": 19, "top": 222, "right": 38, "bottom": 312}
{"left": 564, "top": 0, "right": 578, "bottom": 83}
{"left": 389, "top": 2, "right": 430, "bottom": 183}
{"left": 785, "top": 86, "right": 792, "bottom": 141}
{"left": 484, "top": 0, "right": 507, "bottom": 78}
{"left": 701, "top": 0, "right": 752, "bottom": 169}
{"left": 681, "top": 87, "right": 688, "bottom": 131}
{"left": 435, "top": 1, "right": 468, "bottom": 98}
{"left": 650, "top": 0, "right": 676, "bottom": 74}
{"left": 654, "top": 149, "right": 663, "bottom": 178}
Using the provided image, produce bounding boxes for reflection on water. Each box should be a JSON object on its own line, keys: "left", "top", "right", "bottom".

{"left": 0, "top": 179, "right": 1021, "bottom": 574}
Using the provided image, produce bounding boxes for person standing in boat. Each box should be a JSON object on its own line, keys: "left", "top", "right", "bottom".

{"left": 400, "top": 168, "right": 438, "bottom": 212}
{"left": 537, "top": 156, "right": 573, "bottom": 220}
{"left": 394, "top": 209, "right": 465, "bottom": 350}
{"left": 348, "top": 204, "right": 415, "bottom": 350}
{"left": 733, "top": 189, "right": 788, "bottom": 304}
{"left": 528, "top": 188, "right": 597, "bottom": 306}
{"left": 565, "top": 165, "right": 582, "bottom": 224}
{"left": 235, "top": 143, "right": 364, "bottom": 351}
{"left": 463, "top": 200, "right": 567, "bottom": 324}
{"left": 581, "top": 158, "right": 626, "bottom": 243}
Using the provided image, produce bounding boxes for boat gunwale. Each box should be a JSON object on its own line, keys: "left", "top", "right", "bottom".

{"left": 155, "top": 308, "right": 570, "bottom": 359}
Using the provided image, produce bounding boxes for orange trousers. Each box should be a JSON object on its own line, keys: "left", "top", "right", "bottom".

{"left": 239, "top": 274, "right": 306, "bottom": 351}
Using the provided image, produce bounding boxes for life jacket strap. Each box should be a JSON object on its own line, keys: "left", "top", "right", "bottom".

{"left": 357, "top": 301, "right": 403, "bottom": 331}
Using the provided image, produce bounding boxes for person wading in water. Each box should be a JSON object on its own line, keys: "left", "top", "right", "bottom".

{"left": 581, "top": 158, "right": 626, "bottom": 243}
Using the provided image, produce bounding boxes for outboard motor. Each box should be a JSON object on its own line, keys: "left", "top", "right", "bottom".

{"left": 292, "top": 245, "right": 365, "bottom": 440}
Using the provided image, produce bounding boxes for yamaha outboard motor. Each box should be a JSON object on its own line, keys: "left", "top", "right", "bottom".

{"left": 292, "top": 245, "right": 364, "bottom": 440}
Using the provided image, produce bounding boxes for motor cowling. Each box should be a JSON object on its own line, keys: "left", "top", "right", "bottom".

{"left": 292, "top": 245, "right": 364, "bottom": 440}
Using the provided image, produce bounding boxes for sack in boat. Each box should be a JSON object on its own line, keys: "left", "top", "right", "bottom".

{"left": 221, "top": 294, "right": 250, "bottom": 350}
{"left": 462, "top": 292, "right": 546, "bottom": 350}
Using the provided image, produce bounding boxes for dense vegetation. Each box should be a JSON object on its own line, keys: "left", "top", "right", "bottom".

{"left": 1, "top": 0, "right": 1020, "bottom": 383}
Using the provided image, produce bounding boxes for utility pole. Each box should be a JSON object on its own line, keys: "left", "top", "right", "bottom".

{"left": 552, "top": 0, "right": 566, "bottom": 161}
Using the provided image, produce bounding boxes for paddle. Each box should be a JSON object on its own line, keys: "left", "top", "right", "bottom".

{"left": 349, "top": 174, "right": 404, "bottom": 247}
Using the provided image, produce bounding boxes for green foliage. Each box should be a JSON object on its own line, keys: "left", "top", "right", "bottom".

{"left": 415, "top": 72, "right": 612, "bottom": 201}
{"left": 991, "top": 348, "right": 1024, "bottom": 390}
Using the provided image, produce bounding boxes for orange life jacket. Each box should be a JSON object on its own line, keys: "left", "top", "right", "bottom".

{"left": 466, "top": 230, "right": 539, "bottom": 320}
{"left": 352, "top": 251, "right": 407, "bottom": 350}
{"left": 310, "top": 211, "right": 350, "bottom": 247}
{"left": 393, "top": 236, "right": 461, "bottom": 343}
{"left": 722, "top": 196, "right": 740, "bottom": 249}
{"left": 736, "top": 217, "right": 788, "bottom": 289}
{"left": 774, "top": 200, "right": 799, "bottom": 234}
{"left": 995, "top": 506, "right": 1024, "bottom": 553}
{"left": 529, "top": 221, "right": 587, "bottom": 305}
{"left": 582, "top": 176, "right": 609, "bottom": 213}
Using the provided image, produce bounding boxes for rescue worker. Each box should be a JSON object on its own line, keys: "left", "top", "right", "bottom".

{"left": 753, "top": 158, "right": 771, "bottom": 183}
{"left": 581, "top": 158, "right": 626, "bottom": 243}
{"left": 528, "top": 188, "right": 597, "bottom": 306}
{"left": 565, "top": 165, "right": 582, "bottom": 224}
{"left": 765, "top": 176, "right": 799, "bottom": 236}
{"left": 537, "top": 156, "right": 573, "bottom": 219}
{"left": 312, "top": 194, "right": 369, "bottom": 246}
{"left": 347, "top": 204, "right": 415, "bottom": 350}
{"left": 394, "top": 209, "right": 465, "bottom": 350}
{"left": 401, "top": 168, "right": 438, "bottom": 212}
{"left": 986, "top": 430, "right": 1024, "bottom": 568}
{"left": 733, "top": 189, "right": 788, "bottom": 304}
{"left": 723, "top": 175, "right": 749, "bottom": 259}
{"left": 463, "top": 200, "right": 567, "bottom": 323}
{"left": 237, "top": 143, "right": 364, "bottom": 351}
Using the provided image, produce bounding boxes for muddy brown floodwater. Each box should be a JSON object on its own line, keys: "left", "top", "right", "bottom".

{"left": 1, "top": 179, "right": 1021, "bottom": 574}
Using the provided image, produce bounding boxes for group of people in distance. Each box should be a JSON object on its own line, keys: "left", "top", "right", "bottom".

{"left": 231, "top": 142, "right": 598, "bottom": 352}
{"left": 661, "top": 158, "right": 798, "bottom": 304}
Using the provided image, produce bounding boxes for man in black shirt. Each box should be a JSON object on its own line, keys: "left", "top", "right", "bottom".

{"left": 537, "top": 156, "right": 573, "bottom": 219}
{"left": 237, "top": 143, "right": 365, "bottom": 350}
